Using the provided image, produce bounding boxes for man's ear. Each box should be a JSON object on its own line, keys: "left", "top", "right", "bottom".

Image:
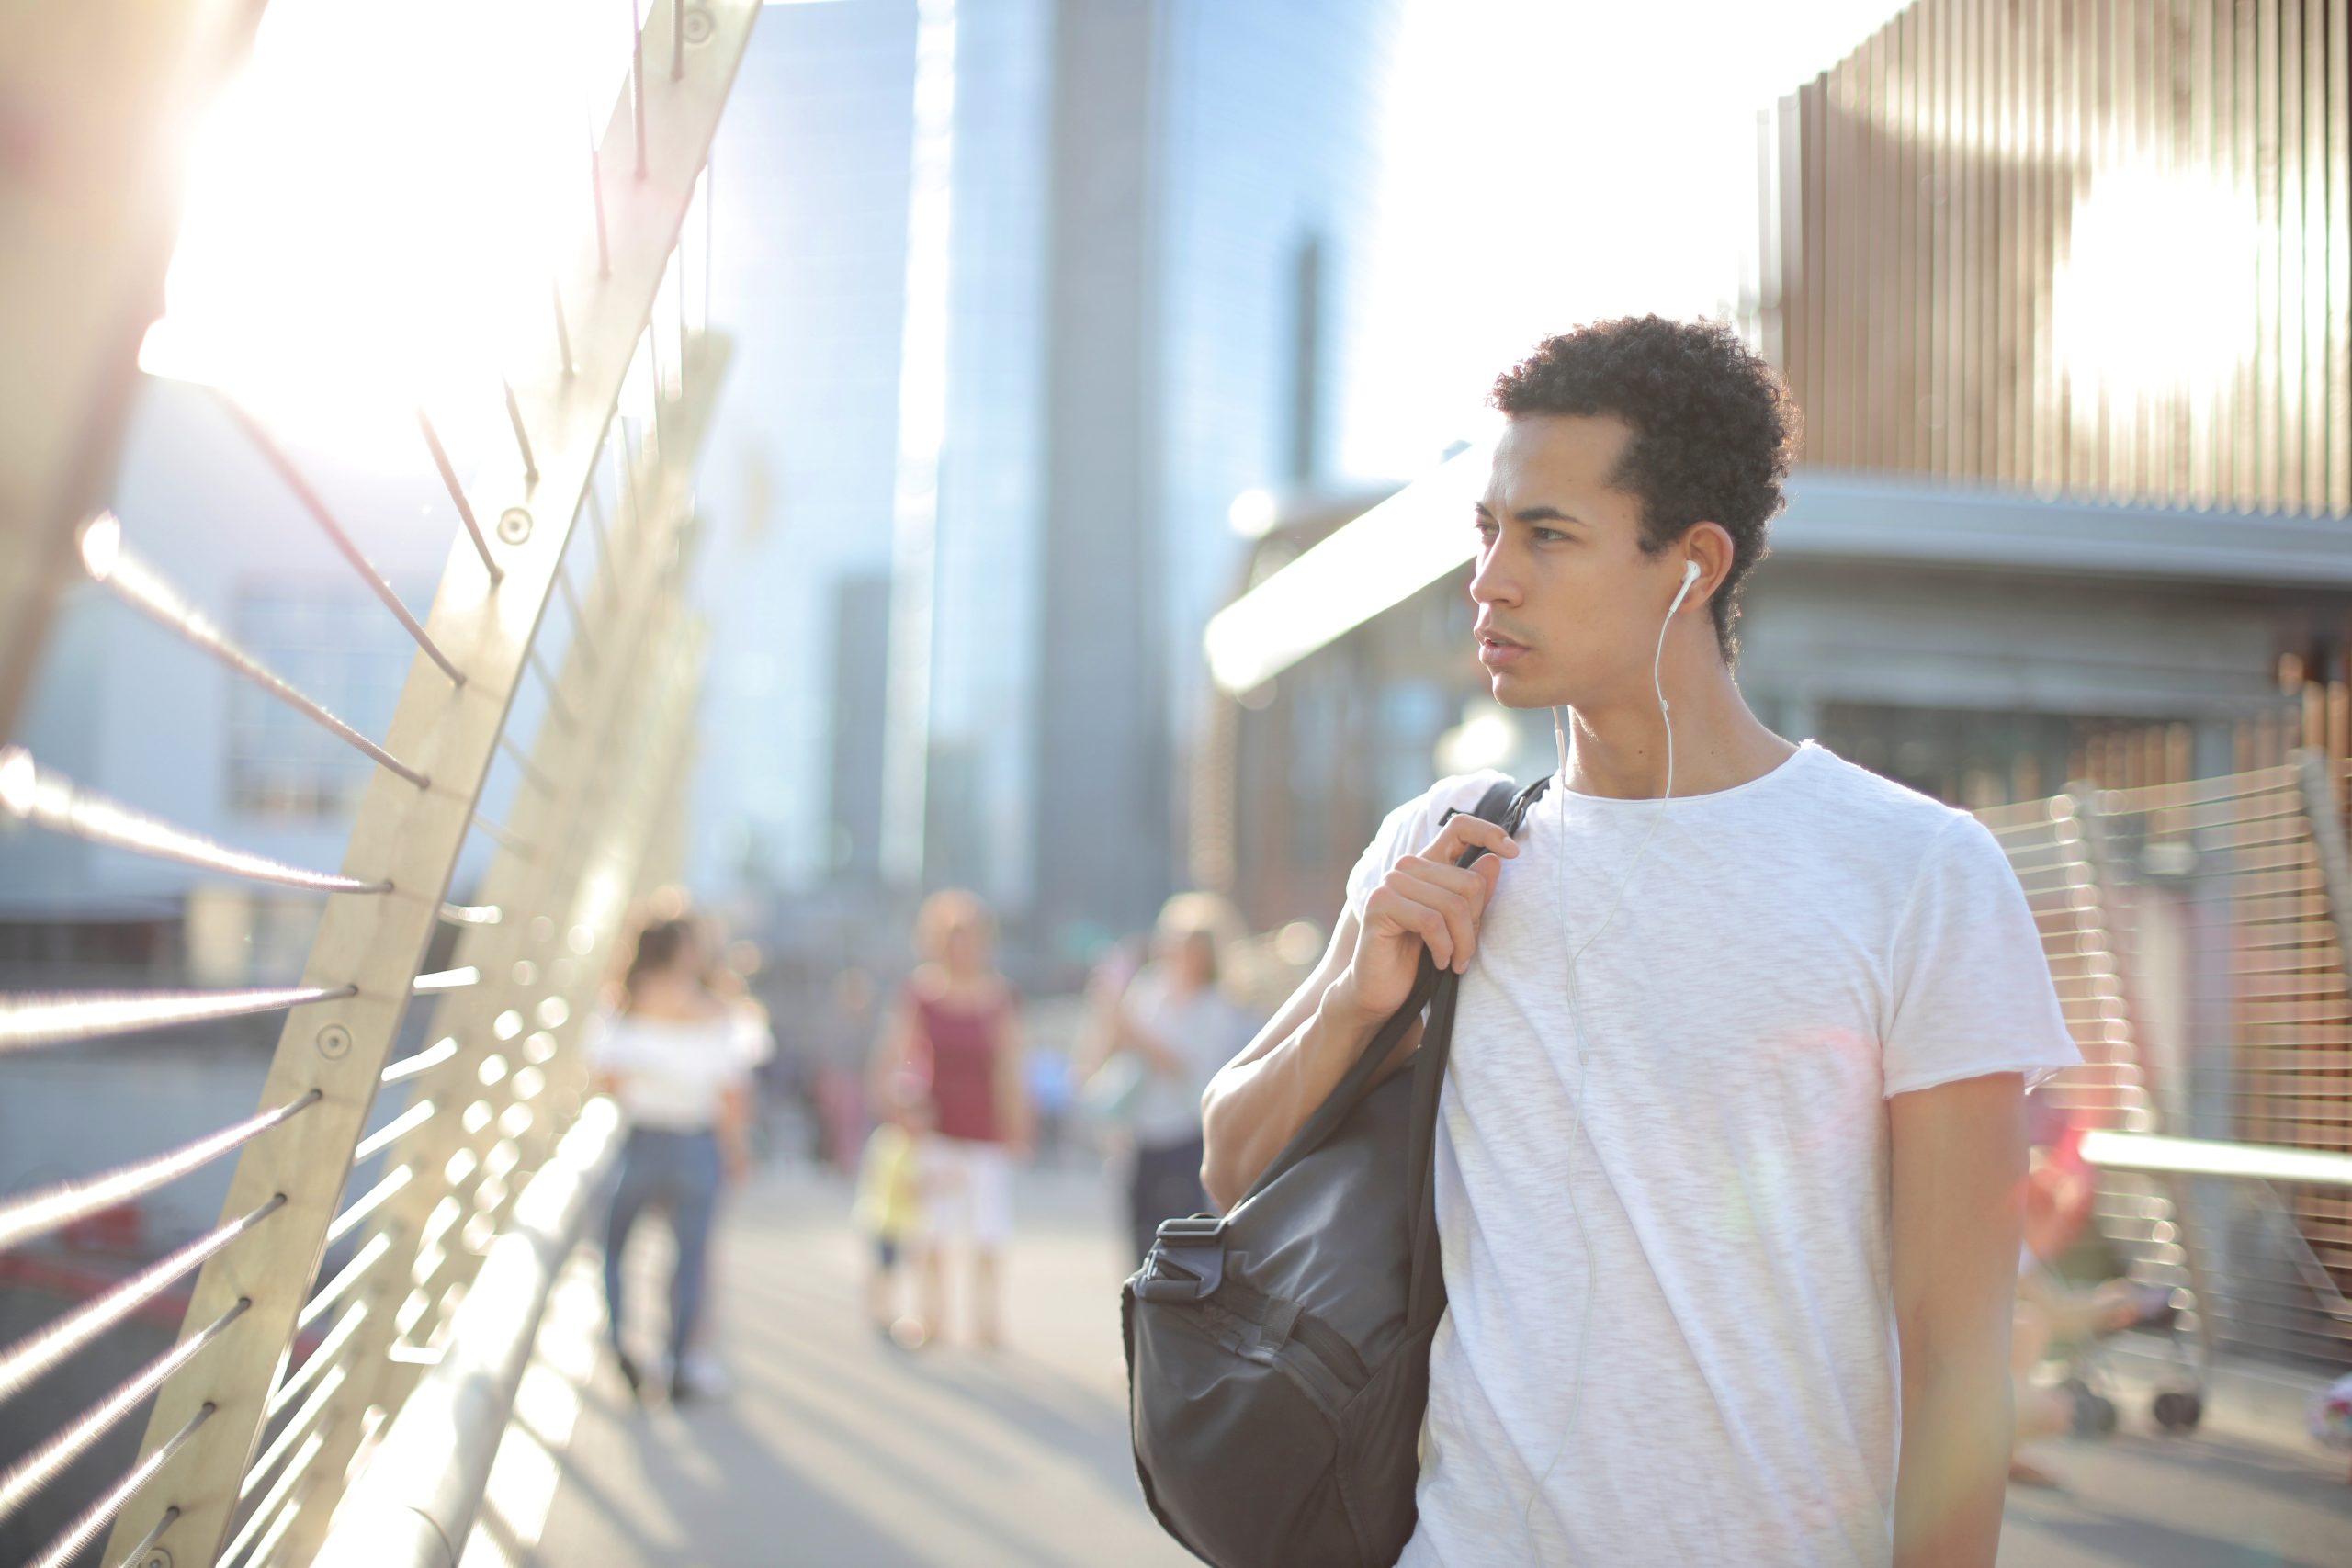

{"left": 1684, "top": 522, "right": 1736, "bottom": 602}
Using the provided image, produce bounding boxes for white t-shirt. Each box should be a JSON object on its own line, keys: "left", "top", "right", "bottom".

{"left": 586, "top": 1006, "right": 773, "bottom": 1133}
{"left": 1120, "top": 965, "right": 1261, "bottom": 1148}
{"left": 1342, "top": 742, "right": 2078, "bottom": 1568}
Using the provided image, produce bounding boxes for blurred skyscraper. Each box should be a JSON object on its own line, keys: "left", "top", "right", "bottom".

{"left": 696, "top": 0, "right": 1401, "bottom": 957}
{"left": 688, "top": 1, "right": 919, "bottom": 900}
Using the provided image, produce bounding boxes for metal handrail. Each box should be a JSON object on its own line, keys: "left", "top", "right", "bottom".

{"left": 2081, "top": 1130, "right": 2352, "bottom": 1188}
{"left": 311, "top": 1097, "right": 622, "bottom": 1568}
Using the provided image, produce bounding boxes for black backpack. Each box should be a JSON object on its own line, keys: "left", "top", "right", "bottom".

{"left": 1121, "top": 777, "right": 1526, "bottom": 1568}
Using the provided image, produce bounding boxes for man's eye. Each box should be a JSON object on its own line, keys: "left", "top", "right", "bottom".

{"left": 1532, "top": 527, "right": 1567, "bottom": 544}
{"left": 1473, "top": 520, "right": 1498, "bottom": 541}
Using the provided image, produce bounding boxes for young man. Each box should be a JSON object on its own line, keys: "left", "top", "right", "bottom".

{"left": 1200, "top": 317, "right": 2078, "bottom": 1568}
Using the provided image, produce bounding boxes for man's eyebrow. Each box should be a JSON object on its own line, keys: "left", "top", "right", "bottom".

{"left": 1472, "top": 502, "right": 1584, "bottom": 525}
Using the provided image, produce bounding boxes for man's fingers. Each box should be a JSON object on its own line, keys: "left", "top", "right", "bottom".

{"left": 1395, "top": 863, "right": 1480, "bottom": 971}
{"left": 1373, "top": 875, "right": 1485, "bottom": 974}
{"left": 1395, "top": 853, "right": 1498, "bottom": 909}
{"left": 1425, "top": 811, "right": 1518, "bottom": 866}
{"left": 1365, "top": 884, "right": 1454, "bottom": 969}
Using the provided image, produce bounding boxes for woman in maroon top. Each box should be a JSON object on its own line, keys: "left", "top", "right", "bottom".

{"left": 874, "top": 889, "right": 1031, "bottom": 1347}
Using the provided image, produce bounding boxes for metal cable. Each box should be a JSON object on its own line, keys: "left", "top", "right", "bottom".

{"left": 24, "top": 1404, "right": 209, "bottom": 1568}
{"left": 584, "top": 466, "right": 614, "bottom": 560}
{"left": 590, "top": 137, "right": 613, "bottom": 278}
{"left": 471, "top": 810, "right": 539, "bottom": 860}
{"left": 0, "top": 747, "right": 391, "bottom": 895}
{"left": 294, "top": 1232, "right": 392, "bottom": 1334}
{"left": 108, "top": 1504, "right": 179, "bottom": 1568}
{"left": 552, "top": 565, "right": 598, "bottom": 667}
{"left": 523, "top": 648, "right": 578, "bottom": 730}
{"left": 237, "top": 1361, "right": 342, "bottom": 1504}
{"left": 0, "top": 1092, "right": 320, "bottom": 1256}
{"left": 631, "top": 0, "right": 648, "bottom": 176}
{"left": 415, "top": 409, "right": 504, "bottom": 582}
{"left": 265, "top": 1300, "right": 365, "bottom": 1421}
{"left": 324, "top": 1163, "right": 413, "bottom": 1246}
{"left": 352, "top": 1103, "right": 434, "bottom": 1166}
{"left": 381, "top": 1037, "right": 459, "bottom": 1085}
{"left": 503, "top": 378, "right": 539, "bottom": 483}
{"left": 79, "top": 515, "right": 431, "bottom": 788}
{"left": 0, "top": 984, "right": 358, "bottom": 1055}
{"left": 0, "top": 1194, "right": 285, "bottom": 1407}
{"left": 219, "top": 1426, "right": 322, "bottom": 1568}
{"left": 218, "top": 395, "right": 465, "bottom": 685}
{"left": 551, "top": 279, "right": 575, "bottom": 378}
{"left": 0, "top": 1297, "right": 248, "bottom": 1526}
{"left": 498, "top": 731, "right": 559, "bottom": 795}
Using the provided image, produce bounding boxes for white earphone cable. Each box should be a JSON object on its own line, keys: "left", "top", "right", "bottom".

{"left": 1519, "top": 567, "right": 1689, "bottom": 1549}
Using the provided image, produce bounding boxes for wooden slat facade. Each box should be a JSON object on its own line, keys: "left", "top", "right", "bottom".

{"left": 1764, "top": 0, "right": 2349, "bottom": 520}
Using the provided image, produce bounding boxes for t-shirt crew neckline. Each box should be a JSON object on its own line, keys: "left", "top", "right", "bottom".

{"left": 1548, "top": 736, "right": 1822, "bottom": 809}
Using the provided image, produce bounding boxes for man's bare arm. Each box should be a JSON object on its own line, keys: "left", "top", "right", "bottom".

{"left": 1890, "top": 1072, "right": 2028, "bottom": 1568}
{"left": 1200, "top": 908, "right": 1396, "bottom": 1211}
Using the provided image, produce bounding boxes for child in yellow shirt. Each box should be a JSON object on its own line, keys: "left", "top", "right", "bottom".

{"left": 854, "top": 1088, "right": 927, "bottom": 1342}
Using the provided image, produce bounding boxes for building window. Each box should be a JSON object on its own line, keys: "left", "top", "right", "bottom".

{"left": 226, "top": 582, "right": 415, "bottom": 821}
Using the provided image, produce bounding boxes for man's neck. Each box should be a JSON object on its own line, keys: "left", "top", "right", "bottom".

{"left": 1561, "top": 660, "right": 1795, "bottom": 802}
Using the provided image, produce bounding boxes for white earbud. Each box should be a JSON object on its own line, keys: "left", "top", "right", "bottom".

{"left": 1681, "top": 558, "right": 1701, "bottom": 586}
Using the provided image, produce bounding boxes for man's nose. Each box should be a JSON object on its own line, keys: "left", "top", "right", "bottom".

{"left": 1469, "top": 544, "right": 1518, "bottom": 607}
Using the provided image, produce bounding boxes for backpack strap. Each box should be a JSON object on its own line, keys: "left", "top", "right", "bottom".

{"left": 1404, "top": 777, "right": 1521, "bottom": 1328}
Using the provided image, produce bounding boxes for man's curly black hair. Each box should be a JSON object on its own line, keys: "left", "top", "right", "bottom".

{"left": 1491, "top": 316, "right": 1800, "bottom": 663}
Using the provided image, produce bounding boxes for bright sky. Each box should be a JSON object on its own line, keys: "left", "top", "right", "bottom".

{"left": 1342, "top": 0, "right": 1911, "bottom": 479}
{"left": 139, "top": 0, "right": 626, "bottom": 467}
{"left": 143, "top": 0, "right": 1909, "bottom": 480}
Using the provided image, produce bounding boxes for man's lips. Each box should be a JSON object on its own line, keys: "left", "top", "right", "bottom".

{"left": 1476, "top": 630, "right": 1531, "bottom": 668}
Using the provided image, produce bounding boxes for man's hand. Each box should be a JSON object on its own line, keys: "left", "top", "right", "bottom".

{"left": 1331, "top": 811, "right": 1518, "bottom": 1021}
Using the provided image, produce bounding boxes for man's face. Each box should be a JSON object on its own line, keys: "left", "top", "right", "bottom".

{"left": 1471, "top": 412, "right": 1680, "bottom": 711}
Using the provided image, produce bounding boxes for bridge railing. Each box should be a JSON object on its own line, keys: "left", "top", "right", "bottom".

{"left": 1980, "top": 758, "right": 2352, "bottom": 1372}
{"left": 0, "top": 6, "right": 760, "bottom": 1566}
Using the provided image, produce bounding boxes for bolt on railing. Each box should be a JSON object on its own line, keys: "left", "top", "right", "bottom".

{"left": 0, "top": 6, "right": 760, "bottom": 1567}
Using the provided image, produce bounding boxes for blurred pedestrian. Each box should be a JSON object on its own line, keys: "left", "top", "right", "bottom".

{"left": 1087, "top": 893, "right": 1260, "bottom": 1265}
{"left": 589, "top": 910, "right": 768, "bottom": 1403}
{"left": 817, "top": 967, "right": 880, "bottom": 1171}
{"left": 873, "top": 890, "right": 1031, "bottom": 1348}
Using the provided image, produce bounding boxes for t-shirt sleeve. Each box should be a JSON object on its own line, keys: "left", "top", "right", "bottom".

{"left": 1882, "top": 814, "right": 2083, "bottom": 1098}
{"left": 1343, "top": 773, "right": 1510, "bottom": 924}
{"left": 730, "top": 1005, "right": 775, "bottom": 1067}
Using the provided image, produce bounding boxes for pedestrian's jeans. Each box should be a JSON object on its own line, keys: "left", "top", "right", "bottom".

{"left": 603, "top": 1125, "right": 720, "bottom": 1366}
